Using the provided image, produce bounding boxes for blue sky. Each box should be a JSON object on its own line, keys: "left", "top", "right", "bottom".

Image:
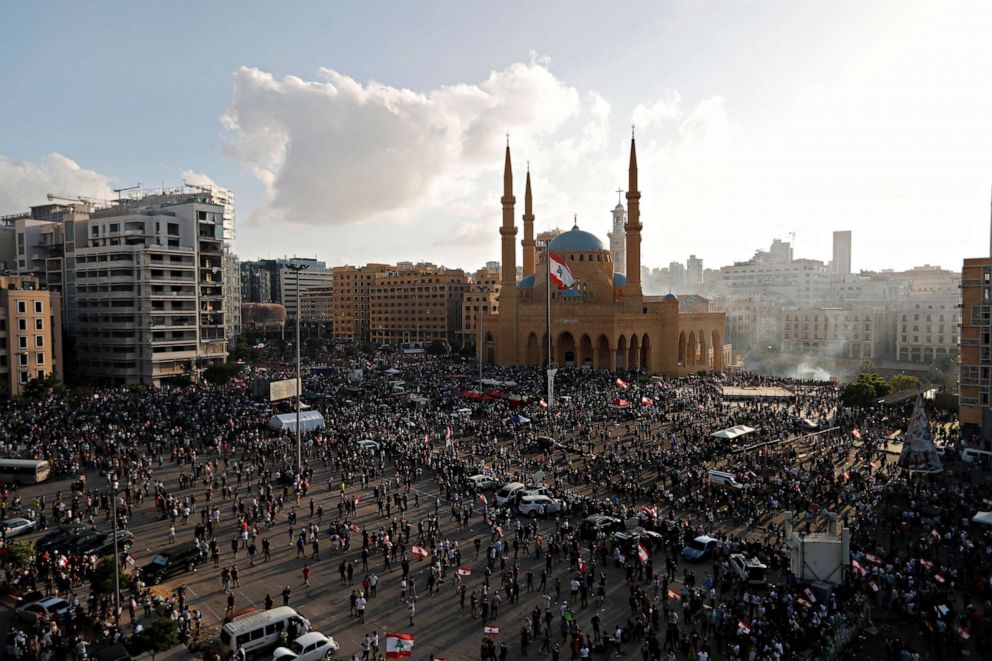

{"left": 2, "top": 1, "right": 991, "bottom": 271}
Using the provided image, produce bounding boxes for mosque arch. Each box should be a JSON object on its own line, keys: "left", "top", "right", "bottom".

{"left": 640, "top": 334, "right": 650, "bottom": 371}
{"left": 596, "top": 335, "right": 611, "bottom": 370}
{"left": 687, "top": 331, "right": 697, "bottom": 366}
{"left": 698, "top": 330, "right": 708, "bottom": 369}
{"left": 616, "top": 335, "right": 627, "bottom": 370}
{"left": 678, "top": 332, "right": 686, "bottom": 366}
{"left": 557, "top": 331, "right": 577, "bottom": 367}
{"left": 711, "top": 329, "right": 722, "bottom": 371}
{"left": 628, "top": 334, "right": 640, "bottom": 369}
{"left": 579, "top": 334, "right": 594, "bottom": 368}
{"left": 525, "top": 332, "right": 540, "bottom": 366}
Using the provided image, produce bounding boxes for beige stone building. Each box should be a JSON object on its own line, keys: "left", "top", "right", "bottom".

{"left": 370, "top": 264, "right": 470, "bottom": 347}
{"left": 959, "top": 258, "right": 991, "bottom": 445}
{"left": 780, "top": 304, "right": 892, "bottom": 361}
{"left": 895, "top": 296, "right": 959, "bottom": 364}
{"left": 331, "top": 264, "right": 390, "bottom": 344}
{"left": 716, "top": 298, "right": 782, "bottom": 356}
{"left": 461, "top": 266, "right": 501, "bottom": 350}
{"left": 299, "top": 285, "right": 333, "bottom": 325}
{"left": 0, "top": 275, "right": 63, "bottom": 396}
{"left": 481, "top": 139, "right": 725, "bottom": 375}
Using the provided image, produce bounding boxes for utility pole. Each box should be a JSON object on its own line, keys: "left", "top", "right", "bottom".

{"left": 477, "top": 284, "right": 489, "bottom": 392}
{"left": 287, "top": 263, "right": 308, "bottom": 475}
{"left": 109, "top": 473, "right": 121, "bottom": 626}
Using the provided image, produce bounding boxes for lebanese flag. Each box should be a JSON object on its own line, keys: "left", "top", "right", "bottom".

{"left": 478, "top": 494, "right": 488, "bottom": 505}
{"left": 934, "top": 573, "right": 946, "bottom": 584}
{"left": 666, "top": 588, "right": 681, "bottom": 600}
{"left": 548, "top": 252, "right": 575, "bottom": 289}
{"left": 637, "top": 542, "right": 649, "bottom": 564}
{"left": 385, "top": 632, "right": 415, "bottom": 658}
{"left": 578, "top": 557, "right": 587, "bottom": 574}
{"left": 851, "top": 560, "right": 867, "bottom": 576}
{"left": 445, "top": 426, "right": 452, "bottom": 441}
{"left": 930, "top": 529, "right": 941, "bottom": 542}
{"left": 616, "top": 377, "right": 628, "bottom": 389}
{"left": 483, "top": 625, "right": 500, "bottom": 635}
{"left": 864, "top": 553, "right": 883, "bottom": 566}
{"left": 797, "top": 597, "right": 812, "bottom": 609}
{"left": 640, "top": 396, "right": 652, "bottom": 406}
{"left": 456, "top": 567, "right": 472, "bottom": 577}
{"left": 738, "top": 620, "right": 751, "bottom": 635}
{"left": 919, "top": 559, "right": 933, "bottom": 570}
{"left": 539, "top": 399, "right": 548, "bottom": 409}
{"left": 411, "top": 545, "right": 428, "bottom": 559}
{"left": 958, "top": 625, "right": 971, "bottom": 640}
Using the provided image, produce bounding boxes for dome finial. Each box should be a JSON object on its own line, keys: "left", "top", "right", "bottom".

{"left": 572, "top": 213, "right": 578, "bottom": 230}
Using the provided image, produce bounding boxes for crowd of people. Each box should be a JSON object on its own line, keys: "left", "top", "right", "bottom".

{"left": 0, "top": 348, "right": 989, "bottom": 660}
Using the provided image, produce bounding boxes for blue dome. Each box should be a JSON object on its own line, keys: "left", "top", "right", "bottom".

{"left": 548, "top": 227, "right": 605, "bottom": 252}
{"left": 613, "top": 272, "right": 627, "bottom": 287}
{"left": 663, "top": 293, "right": 678, "bottom": 302}
{"left": 559, "top": 289, "right": 582, "bottom": 298}
{"left": 517, "top": 274, "right": 535, "bottom": 289}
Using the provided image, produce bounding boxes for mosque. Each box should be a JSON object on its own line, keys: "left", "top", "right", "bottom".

{"left": 479, "top": 136, "right": 726, "bottom": 376}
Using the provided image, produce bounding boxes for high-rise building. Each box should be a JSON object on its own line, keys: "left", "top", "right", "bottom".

{"left": 331, "top": 263, "right": 390, "bottom": 345}
{"left": 277, "top": 258, "right": 333, "bottom": 321}
{"left": 720, "top": 258, "right": 831, "bottom": 306}
{"left": 0, "top": 275, "right": 63, "bottom": 396}
{"left": 686, "top": 255, "right": 703, "bottom": 285}
{"left": 959, "top": 257, "right": 992, "bottom": 446}
{"left": 74, "top": 195, "right": 229, "bottom": 385}
{"left": 370, "top": 263, "right": 470, "bottom": 347}
{"left": 668, "top": 262, "right": 686, "bottom": 292}
{"left": 832, "top": 231, "right": 852, "bottom": 275}
{"left": 299, "top": 285, "right": 333, "bottom": 325}
{"left": 222, "top": 247, "right": 241, "bottom": 341}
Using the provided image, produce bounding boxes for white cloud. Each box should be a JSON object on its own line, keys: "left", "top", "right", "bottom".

{"left": 180, "top": 169, "right": 220, "bottom": 188}
{"left": 0, "top": 153, "right": 115, "bottom": 211}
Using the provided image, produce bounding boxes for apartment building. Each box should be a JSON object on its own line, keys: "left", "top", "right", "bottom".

{"left": 960, "top": 258, "right": 992, "bottom": 444}
{"left": 277, "top": 259, "right": 333, "bottom": 321}
{"left": 0, "top": 275, "right": 63, "bottom": 396}
{"left": 331, "top": 264, "right": 389, "bottom": 344}
{"left": 895, "top": 296, "right": 959, "bottom": 364}
{"left": 370, "top": 263, "right": 469, "bottom": 347}
{"left": 781, "top": 304, "right": 892, "bottom": 361}
{"left": 715, "top": 298, "right": 782, "bottom": 356}
{"left": 74, "top": 196, "right": 228, "bottom": 385}
{"left": 721, "top": 258, "right": 831, "bottom": 306}
{"left": 461, "top": 266, "right": 501, "bottom": 349}
{"left": 299, "top": 285, "right": 333, "bottom": 325}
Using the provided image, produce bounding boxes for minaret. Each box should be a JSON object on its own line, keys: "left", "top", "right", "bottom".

{"left": 625, "top": 131, "right": 642, "bottom": 294}
{"left": 522, "top": 164, "right": 536, "bottom": 278}
{"left": 500, "top": 138, "right": 517, "bottom": 288}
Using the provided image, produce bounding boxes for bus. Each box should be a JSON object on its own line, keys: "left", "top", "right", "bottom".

{"left": 0, "top": 459, "right": 51, "bottom": 484}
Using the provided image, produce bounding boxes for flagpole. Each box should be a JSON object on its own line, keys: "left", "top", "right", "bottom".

{"left": 546, "top": 243, "right": 553, "bottom": 421}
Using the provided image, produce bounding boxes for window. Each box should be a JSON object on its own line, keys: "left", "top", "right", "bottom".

{"left": 35, "top": 318, "right": 43, "bottom": 331}
{"left": 19, "top": 372, "right": 28, "bottom": 384}
{"left": 17, "top": 318, "right": 26, "bottom": 332}
{"left": 16, "top": 301, "right": 26, "bottom": 314}
{"left": 18, "top": 336, "right": 27, "bottom": 349}
{"left": 36, "top": 352, "right": 44, "bottom": 365}
{"left": 35, "top": 335, "right": 43, "bottom": 348}
{"left": 36, "top": 370, "right": 44, "bottom": 380}
{"left": 18, "top": 354, "right": 28, "bottom": 366}
{"left": 34, "top": 301, "right": 42, "bottom": 314}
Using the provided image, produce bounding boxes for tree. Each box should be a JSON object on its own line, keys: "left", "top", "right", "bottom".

{"left": 840, "top": 372, "right": 892, "bottom": 408}
{"left": 130, "top": 618, "right": 179, "bottom": 660}
{"left": 890, "top": 373, "right": 922, "bottom": 392}
{"left": 90, "top": 556, "right": 124, "bottom": 595}
{"left": 20, "top": 373, "right": 64, "bottom": 400}
{"left": 426, "top": 340, "right": 449, "bottom": 355}
{"left": 203, "top": 362, "right": 241, "bottom": 386}
{"left": 2, "top": 541, "right": 34, "bottom": 568}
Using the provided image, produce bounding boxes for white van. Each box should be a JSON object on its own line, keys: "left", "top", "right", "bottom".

{"left": 708, "top": 470, "right": 744, "bottom": 489}
{"left": 219, "top": 607, "right": 311, "bottom": 658}
{"left": 962, "top": 448, "right": 992, "bottom": 469}
{"left": 495, "top": 482, "right": 526, "bottom": 506}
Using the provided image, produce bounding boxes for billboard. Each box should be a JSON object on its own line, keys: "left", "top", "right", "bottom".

{"left": 267, "top": 378, "right": 301, "bottom": 402}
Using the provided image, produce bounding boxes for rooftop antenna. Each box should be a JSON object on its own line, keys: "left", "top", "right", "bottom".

{"left": 113, "top": 183, "right": 141, "bottom": 202}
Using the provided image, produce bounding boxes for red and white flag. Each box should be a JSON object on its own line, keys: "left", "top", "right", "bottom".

{"left": 411, "top": 545, "right": 428, "bottom": 559}
{"left": 478, "top": 494, "right": 488, "bottom": 505}
{"left": 864, "top": 553, "right": 883, "bottom": 566}
{"left": 483, "top": 625, "right": 500, "bottom": 635}
{"left": 930, "top": 529, "right": 941, "bottom": 542}
{"left": 797, "top": 597, "right": 812, "bottom": 609}
{"left": 456, "top": 567, "right": 472, "bottom": 577}
{"left": 934, "top": 573, "right": 946, "bottom": 584}
{"left": 958, "top": 625, "right": 971, "bottom": 640}
{"left": 539, "top": 399, "right": 548, "bottom": 409}
{"left": 666, "top": 588, "right": 681, "bottom": 601}
{"left": 445, "top": 426, "right": 452, "bottom": 441}
{"left": 919, "top": 559, "right": 933, "bottom": 570}
{"left": 637, "top": 542, "right": 649, "bottom": 564}
{"left": 577, "top": 557, "right": 587, "bottom": 574}
{"left": 640, "top": 396, "right": 652, "bottom": 406}
{"left": 616, "top": 377, "right": 628, "bottom": 389}
{"left": 385, "top": 633, "right": 415, "bottom": 658}
{"left": 851, "top": 560, "right": 867, "bottom": 576}
{"left": 738, "top": 621, "right": 751, "bottom": 635}
{"left": 548, "top": 252, "right": 575, "bottom": 289}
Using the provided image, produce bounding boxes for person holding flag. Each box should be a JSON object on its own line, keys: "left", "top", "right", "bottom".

{"left": 385, "top": 632, "right": 415, "bottom": 658}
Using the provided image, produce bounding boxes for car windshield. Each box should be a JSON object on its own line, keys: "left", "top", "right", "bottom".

{"left": 151, "top": 555, "right": 168, "bottom": 566}
{"left": 290, "top": 641, "right": 306, "bottom": 653}
{"left": 688, "top": 539, "right": 708, "bottom": 551}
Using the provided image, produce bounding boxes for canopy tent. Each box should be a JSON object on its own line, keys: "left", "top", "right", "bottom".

{"left": 384, "top": 367, "right": 401, "bottom": 375}
{"left": 508, "top": 414, "right": 531, "bottom": 424}
{"left": 608, "top": 399, "right": 631, "bottom": 408}
{"left": 711, "top": 425, "right": 757, "bottom": 440}
{"left": 971, "top": 511, "right": 992, "bottom": 527}
{"left": 269, "top": 411, "right": 325, "bottom": 434}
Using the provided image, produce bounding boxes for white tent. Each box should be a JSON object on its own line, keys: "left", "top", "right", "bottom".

{"left": 384, "top": 368, "right": 401, "bottom": 375}
{"left": 269, "top": 411, "right": 326, "bottom": 433}
{"left": 711, "top": 425, "right": 757, "bottom": 440}
{"left": 972, "top": 511, "right": 992, "bottom": 527}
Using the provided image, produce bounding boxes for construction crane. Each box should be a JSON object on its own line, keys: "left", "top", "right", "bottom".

{"left": 46, "top": 192, "right": 114, "bottom": 208}
{"left": 112, "top": 183, "right": 141, "bottom": 201}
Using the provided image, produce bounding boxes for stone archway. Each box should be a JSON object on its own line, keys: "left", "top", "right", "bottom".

{"left": 525, "top": 332, "right": 540, "bottom": 366}
{"left": 640, "top": 334, "right": 650, "bottom": 371}
{"left": 698, "top": 330, "right": 708, "bottom": 369}
{"left": 687, "top": 331, "right": 696, "bottom": 366}
{"left": 678, "top": 331, "right": 686, "bottom": 366}
{"left": 579, "top": 334, "right": 593, "bottom": 368}
{"left": 616, "top": 335, "right": 627, "bottom": 370}
{"left": 711, "top": 329, "right": 722, "bottom": 371}
{"left": 557, "top": 332, "right": 576, "bottom": 367}
{"left": 628, "top": 334, "right": 639, "bottom": 370}
{"left": 596, "top": 335, "right": 611, "bottom": 370}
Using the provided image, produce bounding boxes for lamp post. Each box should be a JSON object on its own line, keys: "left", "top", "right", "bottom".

{"left": 287, "top": 263, "right": 308, "bottom": 476}
{"left": 476, "top": 284, "right": 489, "bottom": 392}
{"left": 109, "top": 473, "right": 121, "bottom": 626}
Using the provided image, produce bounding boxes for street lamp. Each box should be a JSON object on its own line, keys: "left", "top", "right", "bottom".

{"left": 476, "top": 284, "right": 489, "bottom": 392}
{"left": 108, "top": 473, "right": 121, "bottom": 626}
{"left": 286, "top": 263, "right": 309, "bottom": 476}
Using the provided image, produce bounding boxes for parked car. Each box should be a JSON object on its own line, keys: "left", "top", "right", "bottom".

{"left": 272, "top": 632, "right": 340, "bottom": 661}
{"left": 579, "top": 515, "right": 625, "bottom": 540}
{"left": 681, "top": 535, "right": 721, "bottom": 562}
{"left": 73, "top": 530, "right": 134, "bottom": 556}
{"left": 612, "top": 528, "right": 665, "bottom": 554}
{"left": 729, "top": 553, "right": 768, "bottom": 585}
{"left": 513, "top": 486, "right": 554, "bottom": 507}
{"left": 517, "top": 495, "right": 563, "bottom": 517}
{"left": 1, "top": 518, "right": 37, "bottom": 538}
{"left": 140, "top": 541, "right": 204, "bottom": 584}
{"left": 521, "top": 436, "right": 558, "bottom": 454}
{"left": 466, "top": 474, "right": 498, "bottom": 491}
{"left": 0, "top": 587, "right": 44, "bottom": 609}
{"left": 356, "top": 440, "right": 380, "bottom": 452}
{"left": 90, "top": 643, "right": 133, "bottom": 661}
{"left": 494, "top": 482, "right": 526, "bottom": 506}
{"left": 14, "top": 596, "right": 71, "bottom": 625}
